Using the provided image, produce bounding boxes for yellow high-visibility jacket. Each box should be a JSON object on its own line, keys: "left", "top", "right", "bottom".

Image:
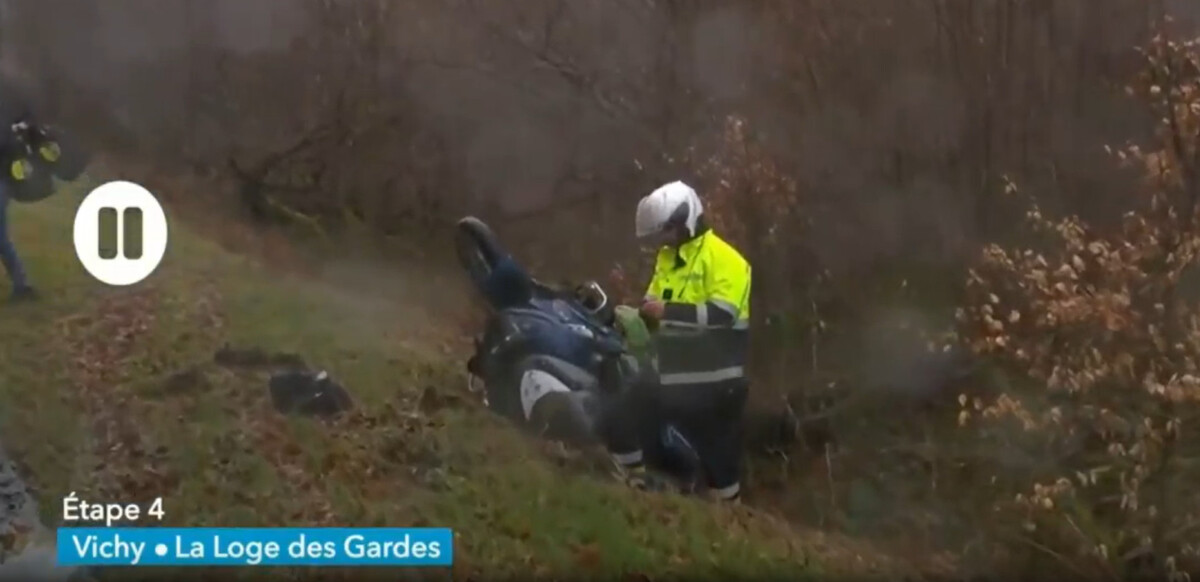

{"left": 644, "top": 228, "right": 751, "bottom": 387}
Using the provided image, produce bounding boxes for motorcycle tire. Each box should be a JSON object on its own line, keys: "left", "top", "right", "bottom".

{"left": 455, "top": 216, "right": 507, "bottom": 290}
{"left": 4, "top": 156, "right": 55, "bottom": 203}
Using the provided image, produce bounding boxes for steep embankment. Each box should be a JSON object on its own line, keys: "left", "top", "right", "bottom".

{"left": 0, "top": 176, "right": 918, "bottom": 580}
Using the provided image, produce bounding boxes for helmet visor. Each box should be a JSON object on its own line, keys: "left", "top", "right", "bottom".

{"left": 635, "top": 210, "right": 663, "bottom": 239}
{"left": 639, "top": 229, "right": 676, "bottom": 253}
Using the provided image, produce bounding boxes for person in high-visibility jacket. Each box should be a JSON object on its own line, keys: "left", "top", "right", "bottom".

{"left": 611, "top": 180, "right": 751, "bottom": 501}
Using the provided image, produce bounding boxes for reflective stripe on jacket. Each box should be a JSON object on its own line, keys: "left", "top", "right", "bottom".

{"left": 644, "top": 228, "right": 751, "bottom": 387}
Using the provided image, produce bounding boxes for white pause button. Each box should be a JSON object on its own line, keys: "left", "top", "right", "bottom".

{"left": 73, "top": 180, "right": 169, "bottom": 286}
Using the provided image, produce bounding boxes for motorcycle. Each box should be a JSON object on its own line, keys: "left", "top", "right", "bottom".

{"left": 456, "top": 216, "right": 705, "bottom": 493}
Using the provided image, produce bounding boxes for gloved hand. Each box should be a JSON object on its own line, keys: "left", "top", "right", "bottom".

{"left": 639, "top": 299, "right": 664, "bottom": 332}
{"left": 639, "top": 299, "right": 664, "bottom": 319}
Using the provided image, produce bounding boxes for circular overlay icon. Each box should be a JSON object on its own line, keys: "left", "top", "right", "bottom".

{"left": 73, "top": 180, "right": 169, "bottom": 286}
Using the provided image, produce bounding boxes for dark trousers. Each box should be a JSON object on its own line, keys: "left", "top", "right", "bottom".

{"left": 0, "top": 183, "right": 27, "bottom": 291}
{"left": 601, "top": 376, "right": 748, "bottom": 492}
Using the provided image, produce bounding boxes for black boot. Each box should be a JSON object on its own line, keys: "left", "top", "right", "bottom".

{"left": 9, "top": 286, "right": 36, "bottom": 303}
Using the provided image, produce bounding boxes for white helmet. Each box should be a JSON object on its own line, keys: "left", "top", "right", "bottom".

{"left": 635, "top": 181, "right": 704, "bottom": 239}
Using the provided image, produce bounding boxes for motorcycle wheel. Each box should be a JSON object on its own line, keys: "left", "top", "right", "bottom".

{"left": 455, "top": 216, "right": 506, "bottom": 289}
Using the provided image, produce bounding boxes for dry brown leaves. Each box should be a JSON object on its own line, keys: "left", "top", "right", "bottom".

{"left": 953, "top": 32, "right": 1200, "bottom": 576}
{"left": 57, "top": 287, "right": 178, "bottom": 506}
{"left": 694, "top": 115, "right": 804, "bottom": 254}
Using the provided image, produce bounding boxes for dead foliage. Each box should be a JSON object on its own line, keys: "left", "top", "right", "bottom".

{"left": 954, "top": 33, "right": 1200, "bottom": 581}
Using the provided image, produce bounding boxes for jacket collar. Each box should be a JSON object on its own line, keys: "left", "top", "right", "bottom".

{"left": 663, "top": 228, "right": 711, "bottom": 268}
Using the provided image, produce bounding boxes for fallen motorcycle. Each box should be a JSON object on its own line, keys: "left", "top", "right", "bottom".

{"left": 456, "top": 216, "right": 705, "bottom": 493}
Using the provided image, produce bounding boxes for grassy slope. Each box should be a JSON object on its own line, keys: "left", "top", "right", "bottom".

{"left": 0, "top": 181, "right": 885, "bottom": 580}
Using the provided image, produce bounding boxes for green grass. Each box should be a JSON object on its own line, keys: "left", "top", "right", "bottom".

{"left": 0, "top": 180, "right": 829, "bottom": 580}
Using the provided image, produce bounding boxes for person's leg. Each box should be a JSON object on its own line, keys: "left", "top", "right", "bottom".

{"left": 0, "top": 184, "right": 31, "bottom": 297}
{"left": 673, "top": 380, "right": 748, "bottom": 501}
{"left": 598, "top": 378, "right": 654, "bottom": 473}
